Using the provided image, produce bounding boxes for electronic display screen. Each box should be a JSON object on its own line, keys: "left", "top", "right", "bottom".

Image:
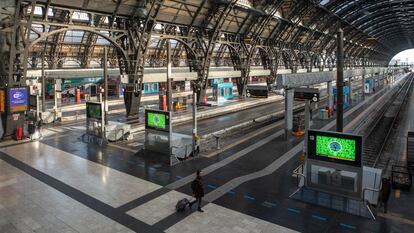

{"left": 86, "top": 102, "right": 102, "bottom": 119}
{"left": 8, "top": 87, "right": 28, "bottom": 112}
{"left": 145, "top": 109, "right": 170, "bottom": 131}
{"left": 308, "top": 130, "right": 362, "bottom": 167}
{"left": 315, "top": 135, "right": 356, "bottom": 161}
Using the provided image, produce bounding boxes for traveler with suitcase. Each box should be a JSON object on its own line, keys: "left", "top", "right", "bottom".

{"left": 189, "top": 169, "right": 205, "bottom": 212}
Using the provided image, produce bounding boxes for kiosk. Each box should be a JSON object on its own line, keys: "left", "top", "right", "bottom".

{"left": 83, "top": 101, "right": 106, "bottom": 144}
{"left": 0, "top": 87, "right": 29, "bottom": 138}
{"left": 144, "top": 109, "right": 195, "bottom": 166}
{"left": 291, "top": 129, "right": 383, "bottom": 219}
{"left": 364, "top": 79, "right": 374, "bottom": 94}
{"left": 143, "top": 83, "right": 159, "bottom": 94}
{"left": 212, "top": 82, "right": 234, "bottom": 104}
{"left": 306, "top": 130, "right": 363, "bottom": 198}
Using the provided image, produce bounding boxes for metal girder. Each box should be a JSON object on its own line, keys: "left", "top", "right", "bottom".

{"left": 192, "top": 0, "right": 238, "bottom": 102}
{"left": 123, "top": 0, "right": 165, "bottom": 117}
{"left": 8, "top": 0, "right": 37, "bottom": 87}
{"left": 235, "top": 0, "right": 285, "bottom": 96}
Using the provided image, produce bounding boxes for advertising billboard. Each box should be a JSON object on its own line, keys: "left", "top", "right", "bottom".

{"left": 145, "top": 109, "right": 170, "bottom": 132}
{"left": 8, "top": 87, "right": 28, "bottom": 113}
{"left": 308, "top": 130, "right": 362, "bottom": 167}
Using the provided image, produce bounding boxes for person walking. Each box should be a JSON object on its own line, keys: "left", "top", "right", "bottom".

{"left": 380, "top": 177, "right": 391, "bottom": 213}
{"left": 37, "top": 113, "right": 44, "bottom": 139}
{"left": 28, "top": 119, "right": 35, "bottom": 141}
{"left": 190, "top": 170, "right": 205, "bottom": 212}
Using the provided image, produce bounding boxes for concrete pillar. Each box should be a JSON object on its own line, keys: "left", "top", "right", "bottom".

{"left": 327, "top": 81, "right": 334, "bottom": 113}
{"left": 284, "top": 88, "right": 294, "bottom": 138}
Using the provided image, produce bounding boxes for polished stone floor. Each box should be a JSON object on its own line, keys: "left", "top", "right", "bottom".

{"left": 0, "top": 75, "right": 413, "bottom": 233}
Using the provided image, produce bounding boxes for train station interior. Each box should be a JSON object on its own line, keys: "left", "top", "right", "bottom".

{"left": 1, "top": 0, "right": 414, "bottom": 232}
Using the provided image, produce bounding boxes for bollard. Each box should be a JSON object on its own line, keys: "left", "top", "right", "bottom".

{"left": 214, "top": 135, "right": 220, "bottom": 150}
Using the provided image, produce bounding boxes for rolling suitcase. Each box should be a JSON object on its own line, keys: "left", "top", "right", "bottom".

{"left": 175, "top": 198, "right": 190, "bottom": 212}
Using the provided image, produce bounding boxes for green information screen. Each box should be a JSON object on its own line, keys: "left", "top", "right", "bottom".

{"left": 147, "top": 112, "right": 167, "bottom": 129}
{"left": 316, "top": 135, "right": 356, "bottom": 161}
{"left": 86, "top": 103, "right": 102, "bottom": 119}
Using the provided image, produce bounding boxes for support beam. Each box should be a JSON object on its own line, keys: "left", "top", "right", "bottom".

{"left": 327, "top": 81, "right": 333, "bottom": 114}
{"left": 166, "top": 40, "right": 172, "bottom": 112}
{"left": 104, "top": 46, "right": 108, "bottom": 125}
{"left": 41, "top": 53, "right": 46, "bottom": 112}
{"left": 336, "top": 28, "right": 344, "bottom": 132}
{"left": 284, "top": 88, "right": 294, "bottom": 138}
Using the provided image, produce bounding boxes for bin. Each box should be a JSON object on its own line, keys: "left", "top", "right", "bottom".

{"left": 15, "top": 127, "right": 23, "bottom": 140}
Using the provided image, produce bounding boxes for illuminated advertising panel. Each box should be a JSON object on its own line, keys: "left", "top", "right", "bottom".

{"left": 145, "top": 109, "right": 170, "bottom": 132}
{"left": 8, "top": 87, "right": 28, "bottom": 113}
{"left": 308, "top": 130, "right": 362, "bottom": 167}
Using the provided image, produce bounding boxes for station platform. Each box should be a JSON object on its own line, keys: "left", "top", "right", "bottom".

{"left": 0, "top": 76, "right": 412, "bottom": 233}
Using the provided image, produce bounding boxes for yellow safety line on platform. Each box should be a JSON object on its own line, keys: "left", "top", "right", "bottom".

{"left": 107, "top": 143, "right": 137, "bottom": 153}
{"left": 395, "top": 189, "right": 401, "bottom": 199}
{"left": 377, "top": 212, "right": 414, "bottom": 226}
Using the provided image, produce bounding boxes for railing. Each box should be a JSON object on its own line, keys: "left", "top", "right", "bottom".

{"left": 362, "top": 186, "right": 382, "bottom": 220}
{"left": 171, "top": 144, "right": 192, "bottom": 166}
{"left": 293, "top": 163, "right": 306, "bottom": 187}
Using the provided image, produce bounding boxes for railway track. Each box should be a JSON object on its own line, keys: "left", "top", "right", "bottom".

{"left": 361, "top": 73, "right": 414, "bottom": 171}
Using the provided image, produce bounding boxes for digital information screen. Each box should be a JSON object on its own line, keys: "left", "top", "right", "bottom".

{"left": 86, "top": 102, "right": 103, "bottom": 120}
{"left": 315, "top": 135, "right": 356, "bottom": 161}
{"left": 145, "top": 109, "right": 170, "bottom": 131}
{"left": 308, "top": 130, "right": 362, "bottom": 167}
{"left": 8, "top": 87, "right": 28, "bottom": 113}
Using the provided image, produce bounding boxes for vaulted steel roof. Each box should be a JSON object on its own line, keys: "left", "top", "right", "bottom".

{"left": 323, "top": 0, "right": 414, "bottom": 57}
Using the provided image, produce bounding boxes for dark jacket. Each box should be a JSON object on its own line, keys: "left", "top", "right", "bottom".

{"left": 380, "top": 179, "right": 391, "bottom": 203}
{"left": 191, "top": 177, "right": 204, "bottom": 198}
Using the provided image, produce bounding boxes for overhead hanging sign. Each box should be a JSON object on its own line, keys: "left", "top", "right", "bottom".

{"left": 294, "top": 88, "right": 320, "bottom": 102}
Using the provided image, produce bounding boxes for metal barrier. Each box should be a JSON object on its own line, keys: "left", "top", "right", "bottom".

{"left": 362, "top": 186, "right": 382, "bottom": 220}
{"left": 293, "top": 163, "right": 306, "bottom": 187}
{"left": 171, "top": 144, "right": 192, "bottom": 166}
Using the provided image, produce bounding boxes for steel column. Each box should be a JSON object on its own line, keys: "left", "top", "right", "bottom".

{"left": 41, "top": 53, "right": 46, "bottom": 112}
{"left": 336, "top": 28, "right": 344, "bottom": 132}
{"left": 192, "top": 91, "right": 197, "bottom": 156}
{"left": 327, "top": 81, "right": 333, "bottom": 114}
{"left": 104, "top": 46, "right": 108, "bottom": 125}
{"left": 167, "top": 40, "right": 172, "bottom": 112}
{"left": 284, "top": 88, "right": 294, "bottom": 139}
